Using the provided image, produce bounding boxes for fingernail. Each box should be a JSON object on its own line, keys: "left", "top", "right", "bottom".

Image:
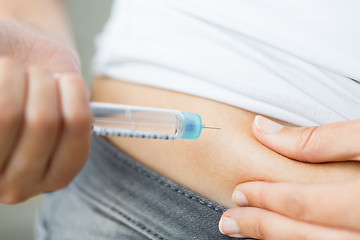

{"left": 255, "top": 115, "right": 283, "bottom": 134}
{"left": 232, "top": 190, "right": 248, "bottom": 207}
{"left": 219, "top": 217, "right": 242, "bottom": 236}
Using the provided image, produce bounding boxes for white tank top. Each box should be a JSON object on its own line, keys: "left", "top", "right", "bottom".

{"left": 93, "top": 0, "right": 360, "bottom": 126}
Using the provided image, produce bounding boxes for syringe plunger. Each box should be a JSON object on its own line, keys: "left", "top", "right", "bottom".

{"left": 91, "top": 102, "right": 203, "bottom": 140}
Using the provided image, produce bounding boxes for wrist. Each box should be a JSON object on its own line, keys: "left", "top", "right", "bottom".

{"left": 0, "top": 0, "right": 75, "bottom": 48}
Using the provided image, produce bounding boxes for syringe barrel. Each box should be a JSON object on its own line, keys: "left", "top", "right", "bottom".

{"left": 91, "top": 102, "right": 202, "bottom": 140}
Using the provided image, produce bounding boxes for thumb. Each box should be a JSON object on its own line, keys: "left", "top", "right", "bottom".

{"left": 252, "top": 116, "right": 360, "bottom": 163}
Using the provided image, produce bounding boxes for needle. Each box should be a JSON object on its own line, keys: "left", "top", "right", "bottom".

{"left": 202, "top": 125, "right": 221, "bottom": 130}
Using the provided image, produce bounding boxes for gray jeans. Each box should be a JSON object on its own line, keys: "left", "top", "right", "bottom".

{"left": 36, "top": 136, "right": 249, "bottom": 240}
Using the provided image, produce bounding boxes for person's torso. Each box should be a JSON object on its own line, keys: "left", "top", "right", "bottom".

{"left": 91, "top": 0, "right": 360, "bottom": 207}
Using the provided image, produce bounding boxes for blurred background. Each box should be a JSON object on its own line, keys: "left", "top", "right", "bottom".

{"left": 0, "top": 0, "right": 113, "bottom": 239}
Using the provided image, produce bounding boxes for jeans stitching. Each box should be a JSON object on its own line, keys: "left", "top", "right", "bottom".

{"left": 72, "top": 183, "right": 165, "bottom": 240}
{"left": 95, "top": 136, "right": 227, "bottom": 214}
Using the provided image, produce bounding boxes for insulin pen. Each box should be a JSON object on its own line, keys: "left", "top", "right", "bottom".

{"left": 91, "top": 102, "right": 220, "bottom": 140}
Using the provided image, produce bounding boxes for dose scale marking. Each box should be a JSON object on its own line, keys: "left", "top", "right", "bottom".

{"left": 91, "top": 102, "right": 220, "bottom": 140}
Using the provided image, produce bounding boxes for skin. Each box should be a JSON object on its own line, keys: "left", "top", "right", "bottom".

{"left": 0, "top": 0, "right": 74, "bottom": 46}
{"left": 92, "top": 78, "right": 360, "bottom": 208}
{"left": 1, "top": 1, "right": 359, "bottom": 238}
{"left": 0, "top": 0, "right": 92, "bottom": 204}
{"left": 220, "top": 116, "right": 360, "bottom": 239}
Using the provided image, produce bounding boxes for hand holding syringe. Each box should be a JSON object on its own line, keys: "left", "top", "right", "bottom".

{"left": 91, "top": 102, "right": 220, "bottom": 140}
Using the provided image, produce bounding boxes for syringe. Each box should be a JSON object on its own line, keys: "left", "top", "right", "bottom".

{"left": 91, "top": 102, "right": 220, "bottom": 140}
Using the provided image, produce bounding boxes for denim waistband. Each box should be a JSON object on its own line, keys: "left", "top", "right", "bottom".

{"left": 37, "top": 136, "right": 252, "bottom": 240}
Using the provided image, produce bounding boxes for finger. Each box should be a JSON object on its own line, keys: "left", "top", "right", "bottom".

{"left": 232, "top": 181, "right": 360, "bottom": 231}
{"left": 252, "top": 115, "right": 360, "bottom": 163}
{"left": 43, "top": 74, "right": 92, "bottom": 191}
{"left": 0, "top": 66, "right": 60, "bottom": 203}
{"left": 0, "top": 57, "right": 26, "bottom": 167}
{"left": 219, "top": 207, "right": 360, "bottom": 240}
